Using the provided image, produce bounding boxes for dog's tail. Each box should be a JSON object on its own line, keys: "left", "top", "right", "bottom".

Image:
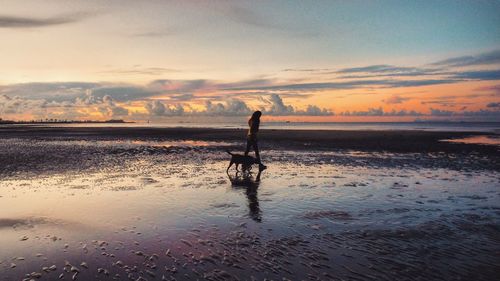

{"left": 226, "top": 150, "right": 234, "bottom": 155}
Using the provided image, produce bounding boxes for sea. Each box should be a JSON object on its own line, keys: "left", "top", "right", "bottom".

{"left": 35, "top": 121, "right": 500, "bottom": 133}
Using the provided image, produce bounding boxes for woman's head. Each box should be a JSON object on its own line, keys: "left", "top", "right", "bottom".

{"left": 251, "top": 111, "right": 262, "bottom": 120}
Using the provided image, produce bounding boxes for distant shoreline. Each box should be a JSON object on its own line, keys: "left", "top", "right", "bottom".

{"left": 0, "top": 119, "right": 133, "bottom": 125}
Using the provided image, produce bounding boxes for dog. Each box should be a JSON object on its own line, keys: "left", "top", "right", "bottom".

{"left": 226, "top": 150, "right": 260, "bottom": 172}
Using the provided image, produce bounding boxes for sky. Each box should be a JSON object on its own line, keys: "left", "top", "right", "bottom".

{"left": 0, "top": 0, "right": 499, "bottom": 122}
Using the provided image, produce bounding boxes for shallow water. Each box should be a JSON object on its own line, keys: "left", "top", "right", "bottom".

{"left": 0, "top": 139, "right": 499, "bottom": 280}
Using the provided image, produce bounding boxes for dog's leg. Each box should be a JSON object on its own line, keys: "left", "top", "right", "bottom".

{"left": 227, "top": 161, "right": 233, "bottom": 172}
{"left": 235, "top": 163, "right": 240, "bottom": 171}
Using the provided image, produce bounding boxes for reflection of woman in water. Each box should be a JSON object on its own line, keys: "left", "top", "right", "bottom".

{"left": 227, "top": 169, "right": 263, "bottom": 222}
{"left": 245, "top": 111, "right": 266, "bottom": 170}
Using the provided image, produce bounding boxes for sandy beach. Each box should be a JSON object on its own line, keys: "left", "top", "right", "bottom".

{"left": 0, "top": 125, "right": 499, "bottom": 281}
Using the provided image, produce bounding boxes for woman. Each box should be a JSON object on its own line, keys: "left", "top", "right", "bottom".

{"left": 245, "top": 111, "right": 266, "bottom": 170}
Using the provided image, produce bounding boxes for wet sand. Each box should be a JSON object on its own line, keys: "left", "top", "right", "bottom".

{"left": 0, "top": 125, "right": 499, "bottom": 281}
{"left": 1, "top": 125, "right": 498, "bottom": 153}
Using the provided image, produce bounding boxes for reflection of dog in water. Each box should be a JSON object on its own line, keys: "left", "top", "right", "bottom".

{"left": 228, "top": 169, "right": 263, "bottom": 222}
{"left": 226, "top": 150, "right": 261, "bottom": 172}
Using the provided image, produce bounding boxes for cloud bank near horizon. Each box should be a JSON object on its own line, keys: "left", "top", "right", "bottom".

{"left": 1, "top": 49, "right": 499, "bottom": 121}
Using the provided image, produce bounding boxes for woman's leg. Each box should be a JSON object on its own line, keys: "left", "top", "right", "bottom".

{"left": 244, "top": 137, "right": 252, "bottom": 156}
{"left": 253, "top": 138, "right": 266, "bottom": 169}
{"left": 253, "top": 139, "right": 261, "bottom": 163}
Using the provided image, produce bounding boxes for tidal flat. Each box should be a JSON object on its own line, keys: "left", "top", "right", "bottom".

{"left": 0, "top": 126, "right": 499, "bottom": 281}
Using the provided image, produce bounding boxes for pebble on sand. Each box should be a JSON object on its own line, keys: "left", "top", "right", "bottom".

{"left": 70, "top": 266, "right": 80, "bottom": 273}
{"left": 180, "top": 239, "right": 192, "bottom": 247}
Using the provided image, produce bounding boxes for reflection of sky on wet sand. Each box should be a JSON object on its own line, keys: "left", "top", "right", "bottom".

{"left": 8, "top": 139, "right": 237, "bottom": 148}
{"left": 130, "top": 140, "right": 237, "bottom": 147}
{"left": 441, "top": 135, "right": 500, "bottom": 146}
{"left": 0, "top": 147, "right": 499, "bottom": 280}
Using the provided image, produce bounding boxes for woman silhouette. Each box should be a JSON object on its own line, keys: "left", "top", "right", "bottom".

{"left": 245, "top": 111, "right": 266, "bottom": 170}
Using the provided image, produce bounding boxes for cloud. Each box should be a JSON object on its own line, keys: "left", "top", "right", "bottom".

{"left": 430, "top": 107, "right": 500, "bottom": 118}
{"left": 431, "top": 49, "right": 500, "bottom": 67}
{"left": 340, "top": 108, "right": 423, "bottom": 116}
{"left": 0, "top": 82, "right": 159, "bottom": 102}
{"left": 418, "top": 93, "right": 491, "bottom": 107}
{"left": 2, "top": 61, "right": 498, "bottom": 111}
{"left": 223, "top": 5, "right": 318, "bottom": 37}
{"left": 227, "top": 80, "right": 380, "bottom": 91}
{"left": 99, "top": 66, "right": 180, "bottom": 76}
{"left": 72, "top": 91, "right": 130, "bottom": 118}
{"left": 452, "top": 70, "right": 500, "bottom": 81}
{"left": 384, "top": 79, "right": 461, "bottom": 87}
{"left": 148, "top": 79, "right": 211, "bottom": 93}
{"left": 337, "top": 72, "right": 444, "bottom": 79}
{"left": 0, "top": 79, "right": 315, "bottom": 105}
{"left": 2, "top": 46, "right": 500, "bottom": 121}
{"left": 264, "top": 94, "right": 295, "bottom": 115}
{"left": 226, "top": 5, "right": 280, "bottom": 30}
{"left": 0, "top": 94, "right": 44, "bottom": 114}
{"left": 420, "top": 108, "right": 500, "bottom": 120}
{"left": 141, "top": 98, "right": 252, "bottom": 117}
{"left": 0, "top": 90, "right": 129, "bottom": 120}
{"left": 145, "top": 100, "right": 184, "bottom": 116}
{"left": 461, "top": 109, "right": 500, "bottom": 116}
{"left": 421, "top": 100, "right": 472, "bottom": 107}
{"left": 475, "top": 84, "right": 500, "bottom": 94}
{"left": 262, "top": 94, "right": 333, "bottom": 116}
{"left": 303, "top": 105, "right": 334, "bottom": 116}
{"left": 218, "top": 79, "right": 275, "bottom": 89}
{"left": 90, "top": 86, "right": 159, "bottom": 102}
{"left": 167, "top": 93, "right": 195, "bottom": 101}
{"left": 337, "top": 65, "right": 424, "bottom": 74}
{"left": 75, "top": 89, "right": 102, "bottom": 105}
{"left": 148, "top": 79, "right": 276, "bottom": 97}
{"left": 98, "top": 95, "right": 129, "bottom": 117}
{"left": 420, "top": 93, "right": 496, "bottom": 104}
{"left": 228, "top": 91, "right": 313, "bottom": 99}
{"left": 332, "top": 65, "right": 452, "bottom": 80}
{"left": 0, "top": 13, "right": 88, "bottom": 28}
{"left": 292, "top": 50, "right": 500, "bottom": 81}
{"left": 486, "top": 102, "right": 500, "bottom": 108}
{"left": 0, "top": 82, "right": 99, "bottom": 101}
{"left": 282, "top": 68, "right": 333, "bottom": 72}
{"left": 228, "top": 79, "right": 461, "bottom": 92}
{"left": 430, "top": 108, "right": 454, "bottom": 116}
{"left": 204, "top": 99, "right": 252, "bottom": 116}
{"left": 0, "top": 80, "right": 334, "bottom": 118}
{"left": 384, "top": 95, "right": 411, "bottom": 104}
{"left": 141, "top": 94, "right": 332, "bottom": 117}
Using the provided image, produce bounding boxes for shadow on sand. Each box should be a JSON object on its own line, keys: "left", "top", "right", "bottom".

{"left": 227, "top": 169, "right": 263, "bottom": 222}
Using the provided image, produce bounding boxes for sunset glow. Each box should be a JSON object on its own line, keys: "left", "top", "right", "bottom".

{"left": 1, "top": 1, "right": 499, "bottom": 122}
